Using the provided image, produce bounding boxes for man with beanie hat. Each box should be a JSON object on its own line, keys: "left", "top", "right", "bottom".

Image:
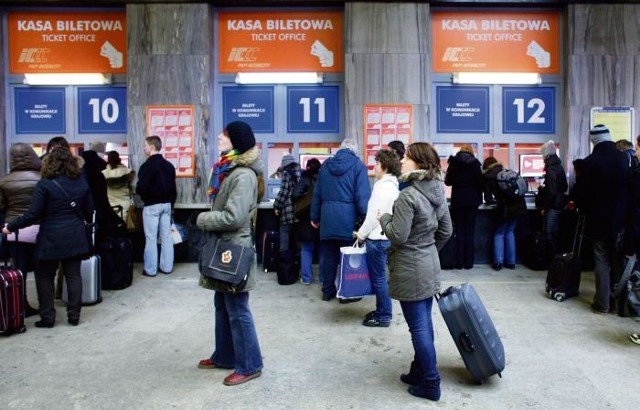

{"left": 273, "top": 154, "right": 302, "bottom": 283}
{"left": 578, "top": 124, "right": 629, "bottom": 313}
{"left": 535, "top": 139, "right": 567, "bottom": 256}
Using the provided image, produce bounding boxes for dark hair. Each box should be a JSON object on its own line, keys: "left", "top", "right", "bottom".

{"left": 482, "top": 156, "right": 498, "bottom": 170}
{"left": 306, "top": 158, "right": 322, "bottom": 174}
{"left": 616, "top": 139, "right": 633, "bottom": 151}
{"left": 107, "top": 150, "right": 122, "bottom": 169}
{"left": 573, "top": 158, "right": 585, "bottom": 174}
{"left": 636, "top": 134, "right": 640, "bottom": 147}
{"left": 405, "top": 142, "right": 440, "bottom": 172}
{"left": 375, "top": 149, "right": 401, "bottom": 176}
{"left": 387, "top": 140, "right": 405, "bottom": 158}
{"left": 41, "top": 147, "right": 81, "bottom": 180}
{"left": 46, "top": 136, "right": 69, "bottom": 153}
{"left": 146, "top": 135, "right": 162, "bottom": 152}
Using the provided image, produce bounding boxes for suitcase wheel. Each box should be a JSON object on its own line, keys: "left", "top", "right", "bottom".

{"left": 554, "top": 293, "right": 565, "bottom": 302}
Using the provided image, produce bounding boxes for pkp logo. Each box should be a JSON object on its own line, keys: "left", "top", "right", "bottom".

{"left": 442, "top": 47, "right": 475, "bottom": 62}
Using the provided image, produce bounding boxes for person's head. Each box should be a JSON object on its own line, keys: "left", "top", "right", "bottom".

{"left": 459, "top": 144, "right": 474, "bottom": 155}
{"left": 89, "top": 141, "right": 106, "bottom": 154}
{"left": 615, "top": 139, "right": 633, "bottom": 152}
{"left": 305, "top": 158, "right": 322, "bottom": 174}
{"left": 589, "top": 124, "right": 612, "bottom": 146}
{"left": 280, "top": 154, "right": 297, "bottom": 170}
{"left": 107, "top": 150, "right": 122, "bottom": 169}
{"left": 41, "top": 147, "right": 81, "bottom": 180}
{"left": 9, "top": 143, "right": 41, "bottom": 172}
{"left": 375, "top": 149, "right": 401, "bottom": 178}
{"left": 387, "top": 140, "right": 405, "bottom": 159}
{"left": 573, "top": 158, "right": 585, "bottom": 176}
{"left": 339, "top": 138, "right": 358, "bottom": 153}
{"left": 482, "top": 156, "right": 499, "bottom": 171}
{"left": 219, "top": 121, "right": 256, "bottom": 155}
{"left": 46, "top": 136, "right": 69, "bottom": 153}
{"left": 144, "top": 136, "right": 162, "bottom": 157}
{"left": 540, "top": 140, "right": 557, "bottom": 158}
{"left": 401, "top": 142, "right": 440, "bottom": 174}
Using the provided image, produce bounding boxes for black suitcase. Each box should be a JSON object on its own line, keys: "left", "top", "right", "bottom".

{"left": 276, "top": 249, "right": 299, "bottom": 285}
{"left": 545, "top": 215, "right": 585, "bottom": 302}
{"left": 437, "top": 282, "right": 505, "bottom": 384}
{"left": 262, "top": 231, "right": 279, "bottom": 272}
{"left": 98, "top": 237, "right": 133, "bottom": 290}
{"left": 526, "top": 230, "right": 551, "bottom": 271}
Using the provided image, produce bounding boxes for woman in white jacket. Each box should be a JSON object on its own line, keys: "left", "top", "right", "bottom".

{"left": 356, "top": 149, "right": 401, "bottom": 327}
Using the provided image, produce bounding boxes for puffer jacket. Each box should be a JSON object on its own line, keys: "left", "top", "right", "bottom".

{"left": 196, "top": 146, "right": 263, "bottom": 292}
{"left": 444, "top": 151, "right": 483, "bottom": 208}
{"left": 310, "top": 148, "right": 371, "bottom": 241}
{"left": 102, "top": 165, "right": 135, "bottom": 220}
{"left": 535, "top": 154, "right": 568, "bottom": 211}
{"left": 379, "top": 169, "right": 453, "bottom": 302}
{"left": 0, "top": 144, "right": 42, "bottom": 222}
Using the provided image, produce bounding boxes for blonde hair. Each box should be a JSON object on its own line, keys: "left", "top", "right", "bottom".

{"left": 459, "top": 144, "right": 474, "bottom": 154}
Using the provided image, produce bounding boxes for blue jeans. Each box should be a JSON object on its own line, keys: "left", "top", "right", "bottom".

{"left": 320, "top": 239, "right": 353, "bottom": 297}
{"left": 300, "top": 241, "right": 316, "bottom": 283}
{"left": 400, "top": 297, "right": 440, "bottom": 382}
{"left": 210, "top": 291, "right": 263, "bottom": 375}
{"left": 143, "top": 203, "right": 173, "bottom": 275}
{"left": 366, "top": 239, "right": 392, "bottom": 322}
{"left": 494, "top": 218, "right": 519, "bottom": 265}
{"left": 544, "top": 209, "right": 562, "bottom": 255}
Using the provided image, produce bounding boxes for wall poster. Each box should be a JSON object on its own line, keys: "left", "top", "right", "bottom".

{"left": 590, "top": 106, "right": 635, "bottom": 143}
{"left": 146, "top": 105, "right": 195, "bottom": 178}
{"left": 363, "top": 104, "right": 413, "bottom": 175}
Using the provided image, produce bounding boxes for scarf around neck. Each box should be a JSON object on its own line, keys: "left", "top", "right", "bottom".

{"left": 208, "top": 150, "right": 239, "bottom": 202}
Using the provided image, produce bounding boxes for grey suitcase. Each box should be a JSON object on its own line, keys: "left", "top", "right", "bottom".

{"left": 62, "top": 255, "right": 102, "bottom": 306}
{"left": 437, "top": 282, "right": 505, "bottom": 383}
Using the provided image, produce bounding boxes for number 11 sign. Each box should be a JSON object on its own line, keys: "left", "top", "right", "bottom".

{"left": 287, "top": 86, "right": 340, "bottom": 133}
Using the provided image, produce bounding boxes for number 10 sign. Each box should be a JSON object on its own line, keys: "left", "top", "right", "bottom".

{"left": 287, "top": 86, "right": 340, "bottom": 133}
{"left": 77, "top": 86, "right": 127, "bottom": 134}
{"left": 502, "top": 86, "right": 555, "bottom": 134}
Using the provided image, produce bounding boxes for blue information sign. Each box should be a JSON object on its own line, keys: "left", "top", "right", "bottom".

{"left": 436, "top": 86, "right": 490, "bottom": 133}
{"left": 78, "top": 87, "right": 127, "bottom": 134}
{"left": 15, "top": 87, "right": 66, "bottom": 134}
{"left": 287, "top": 86, "right": 340, "bottom": 133}
{"left": 223, "top": 86, "right": 274, "bottom": 133}
{"left": 503, "top": 87, "right": 555, "bottom": 134}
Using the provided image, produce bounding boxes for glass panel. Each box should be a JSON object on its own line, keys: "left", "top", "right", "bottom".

{"left": 515, "top": 142, "right": 556, "bottom": 191}
{"left": 267, "top": 142, "right": 293, "bottom": 179}
{"left": 435, "top": 143, "right": 480, "bottom": 199}
{"left": 299, "top": 142, "right": 340, "bottom": 168}
{"left": 482, "top": 143, "right": 509, "bottom": 168}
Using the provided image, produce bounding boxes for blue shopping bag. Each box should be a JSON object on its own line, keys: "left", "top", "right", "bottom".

{"left": 336, "top": 242, "right": 374, "bottom": 300}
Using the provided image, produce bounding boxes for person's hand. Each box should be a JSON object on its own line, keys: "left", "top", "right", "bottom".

{"left": 2, "top": 226, "right": 11, "bottom": 235}
{"left": 376, "top": 210, "right": 382, "bottom": 221}
{"left": 540, "top": 209, "right": 545, "bottom": 216}
{"left": 274, "top": 210, "right": 279, "bottom": 216}
{"left": 311, "top": 221, "right": 319, "bottom": 229}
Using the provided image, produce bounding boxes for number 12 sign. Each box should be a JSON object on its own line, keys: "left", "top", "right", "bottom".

{"left": 78, "top": 86, "right": 127, "bottom": 134}
{"left": 287, "top": 86, "right": 339, "bottom": 133}
{"left": 502, "top": 86, "right": 555, "bottom": 134}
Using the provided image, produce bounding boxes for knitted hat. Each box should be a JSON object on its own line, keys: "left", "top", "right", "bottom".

{"left": 225, "top": 121, "right": 256, "bottom": 154}
{"left": 590, "top": 124, "right": 612, "bottom": 146}
{"left": 539, "top": 140, "right": 556, "bottom": 158}
{"left": 281, "top": 154, "right": 297, "bottom": 169}
{"left": 89, "top": 141, "right": 106, "bottom": 154}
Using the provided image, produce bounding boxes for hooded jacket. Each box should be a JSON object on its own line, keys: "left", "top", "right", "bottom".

{"left": 379, "top": 170, "right": 453, "bottom": 302}
{"left": 0, "top": 144, "right": 42, "bottom": 222}
{"left": 197, "top": 146, "right": 264, "bottom": 292}
{"left": 444, "top": 151, "right": 483, "bottom": 208}
{"left": 310, "top": 148, "right": 371, "bottom": 241}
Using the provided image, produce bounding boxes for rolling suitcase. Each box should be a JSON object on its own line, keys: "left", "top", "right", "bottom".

{"left": 437, "top": 282, "right": 505, "bottom": 383}
{"left": 98, "top": 237, "right": 133, "bottom": 290}
{"left": 0, "top": 265, "right": 26, "bottom": 336}
{"left": 262, "top": 231, "right": 279, "bottom": 272}
{"left": 545, "top": 215, "right": 585, "bottom": 302}
{"left": 276, "top": 249, "right": 299, "bottom": 285}
{"left": 63, "top": 255, "right": 102, "bottom": 306}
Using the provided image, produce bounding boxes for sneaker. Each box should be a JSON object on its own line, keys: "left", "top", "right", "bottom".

{"left": 142, "top": 270, "right": 156, "bottom": 277}
{"left": 300, "top": 278, "right": 311, "bottom": 285}
{"left": 630, "top": 333, "right": 640, "bottom": 345}
{"left": 338, "top": 298, "right": 362, "bottom": 304}
{"left": 362, "top": 316, "right": 391, "bottom": 327}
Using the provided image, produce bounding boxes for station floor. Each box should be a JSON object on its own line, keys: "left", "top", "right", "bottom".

{"left": 1, "top": 263, "right": 639, "bottom": 410}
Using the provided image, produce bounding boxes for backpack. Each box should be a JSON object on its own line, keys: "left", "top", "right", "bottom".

{"left": 496, "top": 168, "right": 528, "bottom": 199}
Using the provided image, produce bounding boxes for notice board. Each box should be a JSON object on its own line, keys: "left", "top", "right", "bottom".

{"left": 363, "top": 104, "right": 413, "bottom": 175}
{"left": 146, "top": 105, "right": 195, "bottom": 178}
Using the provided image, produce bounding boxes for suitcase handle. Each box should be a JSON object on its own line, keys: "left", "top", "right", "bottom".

{"left": 459, "top": 331, "right": 476, "bottom": 353}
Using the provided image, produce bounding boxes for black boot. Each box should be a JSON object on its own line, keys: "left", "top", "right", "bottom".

{"left": 407, "top": 378, "right": 441, "bottom": 401}
{"left": 25, "top": 304, "right": 39, "bottom": 318}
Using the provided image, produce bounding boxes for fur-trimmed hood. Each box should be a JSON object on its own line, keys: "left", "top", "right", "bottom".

{"left": 398, "top": 168, "right": 442, "bottom": 183}
{"left": 229, "top": 146, "right": 263, "bottom": 177}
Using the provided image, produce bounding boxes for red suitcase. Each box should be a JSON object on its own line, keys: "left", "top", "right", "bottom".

{"left": 0, "top": 266, "right": 26, "bottom": 336}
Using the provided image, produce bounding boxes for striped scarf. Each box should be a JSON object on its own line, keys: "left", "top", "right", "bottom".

{"left": 207, "top": 150, "right": 239, "bottom": 202}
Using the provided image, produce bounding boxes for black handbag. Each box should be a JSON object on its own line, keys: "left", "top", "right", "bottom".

{"left": 199, "top": 233, "right": 255, "bottom": 293}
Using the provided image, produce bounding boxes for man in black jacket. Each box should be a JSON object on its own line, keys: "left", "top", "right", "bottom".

{"left": 136, "top": 136, "right": 177, "bottom": 277}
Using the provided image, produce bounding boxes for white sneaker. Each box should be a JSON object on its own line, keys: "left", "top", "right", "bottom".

{"left": 631, "top": 333, "right": 640, "bottom": 345}
{"left": 300, "top": 278, "right": 311, "bottom": 285}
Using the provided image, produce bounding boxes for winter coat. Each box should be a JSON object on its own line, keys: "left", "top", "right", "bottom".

{"left": 196, "top": 146, "right": 263, "bottom": 293}
{"left": 578, "top": 141, "right": 630, "bottom": 240}
{"left": 379, "top": 170, "right": 453, "bottom": 302}
{"left": 356, "top": 173, "right": 399, "bottom": 241}
{"left": 292, "top": 170, "right": 319, "bottom": 243}
{"left": 0, "top": 144, "right": 41, "bottom": 223}
{"left": 102, "top": 165, "right": 135, "bottom": 220}
{"left": 273, "top": 163, "right": 301, "bottom": 226}
{"left": 136, "top": 154, "right": 177, "bottom": 207}
{"left": 7, "top": 175, "right": 94, "bottom": 260}
{"left": 310, "top": 149, "right": 371, "bottom": 241}
{"left": 444, "top": 151, "right": 483, "bottom": 208}
{"left": 483, "top": 162, "right": 527, "bottom": 221}
{"left": 535, "top": 154, "right": 568, "bottom": 211}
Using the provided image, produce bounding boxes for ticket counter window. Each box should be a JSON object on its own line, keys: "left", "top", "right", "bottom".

{"left": 434, "top": 143, "right": 479, "bottom": 199}
{"left": 31, "top": 142, "right": 84, "bottom": 158}
{"left": 299, "top": 142, "right": 339, "bottom": 168}
{"left": 515, "top": 142, "right": 557, "bottom": 191}
{"left": 482, "top": 143, "right": 509, "bottom": 168}
{"left": 267, "top": 143, "right": 293, "bottom": 179}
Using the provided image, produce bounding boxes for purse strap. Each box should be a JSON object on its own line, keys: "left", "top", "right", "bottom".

{"left": 51, "top": 179, "right": 89, "bottom": 225}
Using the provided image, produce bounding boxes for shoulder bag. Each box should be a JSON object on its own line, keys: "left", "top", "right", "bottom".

{"left": 199, "top": 232, "right": 255, "bottom": 293}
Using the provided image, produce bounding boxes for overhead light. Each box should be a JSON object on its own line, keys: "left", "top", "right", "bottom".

{"left": 453, "top": 72, "right": 541, "bottom": 85}
{"left": 24, "top": 73, "right": 112, "bottom": 85}
{"left": 235, "top": 72, "right": 323, "bottom": 84}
